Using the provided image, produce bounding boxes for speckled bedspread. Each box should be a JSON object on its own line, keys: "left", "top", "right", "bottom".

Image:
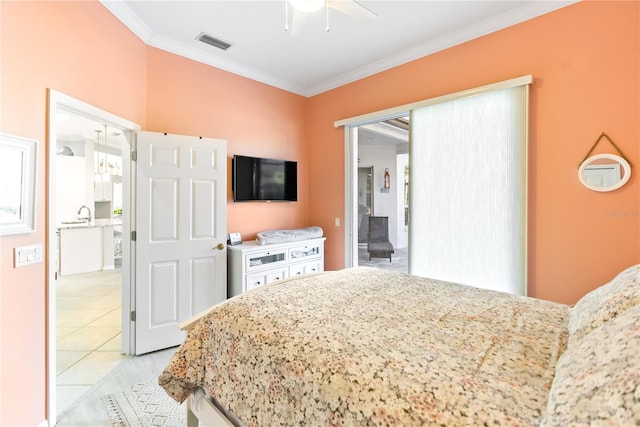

{"left": 159, "top": 267, "right": 569, "bottom": 426}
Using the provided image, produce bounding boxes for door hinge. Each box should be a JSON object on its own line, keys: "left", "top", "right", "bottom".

{"left": 131, "top": 150, "right": 137, "bottom": 161}
{"left": 131, "top": 231, "right": 136, "bottom": 241}
{"left": 131, "top": 311, "right": 136, "bottom": 321}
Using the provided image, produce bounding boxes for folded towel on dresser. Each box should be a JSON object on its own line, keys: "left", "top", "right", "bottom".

{"left": 256, "top": 226, "right": 323, "bottom": 245}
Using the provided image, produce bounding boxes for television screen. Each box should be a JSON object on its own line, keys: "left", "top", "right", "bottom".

{"left": 232, "top": 155, "right": 297, "bottom": 202}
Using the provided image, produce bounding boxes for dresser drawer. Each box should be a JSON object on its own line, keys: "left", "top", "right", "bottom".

{"left": 289, "top": 242, "right": 323, "bottom": 262}
{"left": 245, "top": 272, "right": 268, "bottom": 291}
{"left": 290, "top": 260, "right": 323, "bottom": 277}
{"left": 245, "top": 267, "right": 289, "bottom": 292}
{"left": 245, "top": 249, "right": 287, "bottom": 272}
{"left": 266, "top": 268, "right": 288, "bottom": 283}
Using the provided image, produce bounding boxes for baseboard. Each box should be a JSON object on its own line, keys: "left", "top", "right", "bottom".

{"left": 37, "top": 420, "right": 49, "bottom": 427}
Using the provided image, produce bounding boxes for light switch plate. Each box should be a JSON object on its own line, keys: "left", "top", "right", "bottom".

{"left": 14, "top": 243, "right": 43, "bottom": 268}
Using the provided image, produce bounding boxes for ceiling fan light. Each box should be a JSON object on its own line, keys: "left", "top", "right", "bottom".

{"left": 289, "top": 0, "right": 324, "bottom": 13}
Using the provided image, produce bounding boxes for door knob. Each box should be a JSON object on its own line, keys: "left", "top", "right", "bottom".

{"left": 214, "top": 243, "right": 224, "bottom": 251}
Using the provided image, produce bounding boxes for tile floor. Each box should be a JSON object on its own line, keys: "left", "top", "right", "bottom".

{"left": 358, "top": 245, "right": 408, "bottom": 272}
{"left": 52, "top": 247, "right": 407, "bottom": 424}
{"left": 56, "top": 269, "right": 126, "bottom": 417}
{"left": 55, "top": 347, "right": 176, "bottom": 426}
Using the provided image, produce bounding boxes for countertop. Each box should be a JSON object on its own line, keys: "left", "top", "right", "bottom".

{"left": 58, "top": 218, "right": 123, "bottom": 229}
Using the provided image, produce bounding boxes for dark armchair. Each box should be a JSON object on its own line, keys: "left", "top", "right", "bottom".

{"left": 367, "top": 216, "right": 395, "bottom": 261}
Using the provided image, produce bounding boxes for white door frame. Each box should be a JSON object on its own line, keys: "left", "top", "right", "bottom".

{"left": 47, "top": 89, "right": 140, "bottom": 425}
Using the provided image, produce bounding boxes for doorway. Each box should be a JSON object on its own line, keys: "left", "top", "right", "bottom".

{"left": 47, "top": 89, "right": 140, "bottom": 424}
{"left": 54, "top": 115, "right": 125, "bottom": 415}
{"left": 350, "top": 116, "right": 409, "bottom": 271}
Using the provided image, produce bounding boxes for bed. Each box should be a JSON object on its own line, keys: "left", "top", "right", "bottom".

{"left": 159, "top": 264, "right": 640, "bottom": 426}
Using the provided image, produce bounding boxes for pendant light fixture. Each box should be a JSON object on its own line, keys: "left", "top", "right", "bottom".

{"left": 94, "top": 125, "right": 111, "bottom": 184}
{"left": 94, "top": 129, "right": 103, "bottom": 183}
{"left": 102, "top": 124, "right": 110, "bottom": 183}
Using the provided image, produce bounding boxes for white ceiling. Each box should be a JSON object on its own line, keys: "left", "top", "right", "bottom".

{"left": 360, "top": 118, "right": 409, "bottom": 148}
{"left": 100, "top": 0, "right": 574, "bottom": 97}
{"left": 59, "top": 0, "right": 574, "bottom": 146}
{"left": 55, "top": 110, "right": 125, "bottom": 153}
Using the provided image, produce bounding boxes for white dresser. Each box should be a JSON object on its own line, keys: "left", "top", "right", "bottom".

{"left": 228, "top": 237, "right": 325, "bottom": 297}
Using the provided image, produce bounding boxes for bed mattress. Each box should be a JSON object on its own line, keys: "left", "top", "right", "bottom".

{"left": 159, "top": 267, "right": 569, "bottom": 426}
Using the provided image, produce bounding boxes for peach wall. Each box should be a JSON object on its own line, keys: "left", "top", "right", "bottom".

{"left": 1, "top": 2, "right": 308, "bottom": 424}
{"left": 1, "top": 2, "right": 147, "bottom": 425}
{"left": 308, "top": 1, "right": 639, "bottom": 304}
{"left": 144, "top": 48, "right": 309, "bottom": 240}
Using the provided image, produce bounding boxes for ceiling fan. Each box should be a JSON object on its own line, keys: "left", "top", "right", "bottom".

{"left": 285, "top": 0, "right": 377, "bottom": 34}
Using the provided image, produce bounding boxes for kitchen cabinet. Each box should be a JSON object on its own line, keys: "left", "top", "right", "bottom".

{"left": 56, "top": 155, "right": 92, "bottom": 223}
{"left": 95, "top": 181, "right": 113, "bottom": 201}
{"left": 58, "top": 219, "right": 121, "bottom": 276}
{"left": 59, "top": 226, "right": 103, "bottom": 276}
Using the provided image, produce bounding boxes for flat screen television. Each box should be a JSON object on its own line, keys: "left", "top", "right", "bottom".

{"left": 232, "top": 154, "right": 298, "bottom": 202}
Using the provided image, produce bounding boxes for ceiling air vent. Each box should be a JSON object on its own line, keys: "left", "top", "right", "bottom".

{"left": 196, "top": 32, "right": 232, "bottom": 51}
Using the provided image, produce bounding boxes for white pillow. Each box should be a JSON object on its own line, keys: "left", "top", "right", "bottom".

{"left": 542, "top": 303, "right": 640, "bottom": 426}
{"left": 568, "top": 264, "right": 640, "bottom": 343}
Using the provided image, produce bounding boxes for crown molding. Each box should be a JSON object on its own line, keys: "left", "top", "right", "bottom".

{"left": 100, "top": 0, "right": 153, "bottom": 42}
{"left": 146, "top": 33, "right": 306, "bottom": 95}
{"left": 304, "top": 1, "right": 577, "bottom": 96}
{"left": 100, "top": 0, "right": 577, "bottom": 98}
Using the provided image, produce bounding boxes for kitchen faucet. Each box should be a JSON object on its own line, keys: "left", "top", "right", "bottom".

{"left": 78, "top": 205, "right": 92, "bottom": 222}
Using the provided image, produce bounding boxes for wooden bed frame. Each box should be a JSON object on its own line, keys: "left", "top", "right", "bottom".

{"left": 180, "top": 306, "right": 239, "bottom": 426}
{"left": 185, "top": 388, "right": 239, "bottom": 427}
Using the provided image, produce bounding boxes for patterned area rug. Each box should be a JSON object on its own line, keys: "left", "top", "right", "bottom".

{"left": 103, "top": 377, "right": 185, "bottom": 426}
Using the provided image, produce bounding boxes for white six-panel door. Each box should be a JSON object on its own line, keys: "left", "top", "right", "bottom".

{"left": 135, "top": 131, "right": 227, "bottom": 355}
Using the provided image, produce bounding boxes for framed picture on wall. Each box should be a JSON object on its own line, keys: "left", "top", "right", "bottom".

{"left": 0, "top": 133, "right": 37, "bottom": 236}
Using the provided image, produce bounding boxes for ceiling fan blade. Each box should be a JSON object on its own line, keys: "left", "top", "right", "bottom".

{"left": 290, "top": 9, "right": 308, "bottom": 36}
{"left": 328, "top": 0, "right": 377, "bottom": 22}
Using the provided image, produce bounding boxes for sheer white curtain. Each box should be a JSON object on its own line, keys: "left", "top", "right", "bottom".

{"left": 409, "top": 84, "right": 528, "bottom": 295}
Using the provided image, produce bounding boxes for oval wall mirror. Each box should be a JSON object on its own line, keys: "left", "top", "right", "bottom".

{"left": 578, "top": 153, "right": 631, "bottom": 192}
